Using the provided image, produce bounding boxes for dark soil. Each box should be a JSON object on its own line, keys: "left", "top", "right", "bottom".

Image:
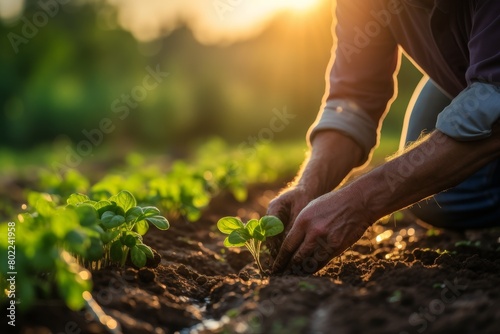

{"left": 6, "top": 184, "right": 500, "bottom": 334}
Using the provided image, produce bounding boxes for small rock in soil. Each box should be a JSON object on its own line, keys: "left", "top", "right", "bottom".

{"left": 146, "top": 250, "right": 162, "bottom": 268}
{"left": 138, "top": 268, "right": 156, "bottom": 283}
{"left": 147, "top": 282, "right": 167, "bottom": 295}
{"left": 196, "top": 275, "right": 208, "bottom": 285}
{"left": 123, "top": 268, "right": 137, "bottom": 281}
{"left": 176, "top": 264, "right": 191, "bottom": 277}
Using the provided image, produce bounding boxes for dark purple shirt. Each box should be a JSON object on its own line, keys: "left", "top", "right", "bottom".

{"left": 309, "top": 0, "right": 500, "bottom": 162}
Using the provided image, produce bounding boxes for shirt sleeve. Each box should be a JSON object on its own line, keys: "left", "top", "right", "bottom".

{"left": 436, "top": 0, "right": 500, "bottom": 140}
{"left": 308, "top": 0, "right": 400, "bottom": 163}
{"left": 436, "top": 83, "right": 500, "bottom": 140}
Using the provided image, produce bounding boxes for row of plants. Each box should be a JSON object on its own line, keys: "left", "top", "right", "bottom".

{"left": 36, "top": 139, "right": 304, "bottom": 222}
{"left": 0, "top": 190, "right": 168, "bottom": 311}
{"left": 0, "top": 139, "right": 296, "bottom": 313}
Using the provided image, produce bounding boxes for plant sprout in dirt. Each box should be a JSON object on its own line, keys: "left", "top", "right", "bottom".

{"left": 217, "top": 215, "right": 284, "bottom": 274}
{"left": 66, "top": 190, "right": 170, "bottom": 268}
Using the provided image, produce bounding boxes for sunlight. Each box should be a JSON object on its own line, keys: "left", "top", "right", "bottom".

{"left": 105, "top": 0, "right": 325, "bottom": 44}
{"left": 0, "top": 0, "right": 24, "bottom": 21}
{"left": 284, "top": 0, "right": 321, "bottom": 11}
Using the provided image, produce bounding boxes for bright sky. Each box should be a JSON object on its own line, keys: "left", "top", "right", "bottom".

{"left": 105, "top": 0, "right": 323, "bottom": 44}
{"left": 0, "top": 0, "right": 322, "bottom": 44}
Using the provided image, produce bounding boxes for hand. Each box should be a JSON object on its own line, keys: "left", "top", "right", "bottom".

{"left": 272, "top": 185, "right": 372, "bottom": 275}
{"left": 265, "top": 131, "right": 365, "bottom": 264}
{"left": 265, "top": 185, "right": 316, "bottom": 258}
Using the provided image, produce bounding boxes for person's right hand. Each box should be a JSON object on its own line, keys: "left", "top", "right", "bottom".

{"left": 264, "top": 130, "right": 365, "bottom": 264}
{"left": 266, "top": 185, "right": 315, "bottom": 259}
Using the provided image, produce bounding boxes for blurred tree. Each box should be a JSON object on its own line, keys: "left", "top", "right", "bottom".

{"left": 0, "top": 0, "right": 419, "bottom": 153}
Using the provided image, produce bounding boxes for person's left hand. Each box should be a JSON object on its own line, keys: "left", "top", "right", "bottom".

{"left": 271, "top": 185, "right": 373, "bottom": 275}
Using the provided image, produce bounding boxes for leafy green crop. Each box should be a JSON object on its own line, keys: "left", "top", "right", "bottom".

{"left": 66, "top": 190, "right": 169, "bottom": 268}
{"left": 217, "top": 216, "right": 284, "bottom": 274}
{"left": 0, "top": 190, "right": 169, "bottom": 312}
{"left": 0, "top": 193, "right": 92, "bottom": 311}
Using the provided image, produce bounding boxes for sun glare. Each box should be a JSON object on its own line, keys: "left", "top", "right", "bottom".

{"left": 104, "top": 0, "right": 326, "bottom": 44}
{"left": 284, "top": 0, "right": 321, "bottom": 11}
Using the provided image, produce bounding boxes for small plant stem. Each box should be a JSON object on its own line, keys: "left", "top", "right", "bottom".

{"left": 254, "top": 240, "right": 264, "bottom": 273}
{"left": 121, "top": 247, "right": 129, "bottom": 267}
{"left": 246, "top": 240, "right": 264, "bottom": 274}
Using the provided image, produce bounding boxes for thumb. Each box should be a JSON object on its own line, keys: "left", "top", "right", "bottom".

{"left": 265, "top": 197, "right": 291, "bottom": 259}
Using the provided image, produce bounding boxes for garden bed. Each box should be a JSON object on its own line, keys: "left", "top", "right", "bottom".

{"left": 7, "top": 183, "right": 500, "bottom": 334}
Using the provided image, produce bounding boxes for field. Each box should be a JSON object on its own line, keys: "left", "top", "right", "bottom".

{"left": 1, "top": 140, "right": 500, "bottom": 334}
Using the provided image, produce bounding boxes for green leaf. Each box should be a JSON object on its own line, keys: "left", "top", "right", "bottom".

{"left": 217, "top": 217, "right": 244, "bottom": 234}
{"left": 108, "top": 215, "right": 126, "bottom": 229}
{"left": 88, "top": 225, "right": 105, "bottom": 235}
{"left": 142, "top": 206, "right": 161, "bottom": 217}
{"left": 134, "top": 220, "right": 149, "bottom": 235}
{"left": 101, "top": 212, "right": 125, "bottom": 229}
{"left": 259, "top": 216, "right": 284, "bottom": 237}
{"left": 253, "top": 230, "right": 266, "bottom": 242}
{"left": 122, "top": 234, "right": 137, "bottom": 248}
{"left": 245, "top": 219, "right": 259, "bottom": 237}
{"left": 101, "top": 230, "right": 120, "bottom": 244}
{"left": 94, "top": 200, "right": 113, "bottom": 215}
{"left": 17, "top": 278, "right": 36, "bottom": 312}
{"left": 56, "top": 265, "right": 90, "bottom": 311}
{"left": 67, "top": 193, "right": 90, "bottom": 205}
{"left": 51, "top": 209, "right": 79, "bottom": 238}
{"left": 65, "top": 230, "right": 89, "bottom": 255}
{"left": 223, "top": 236, "right": 245, "bottom": 248}
{"left": 75, "top": 204, "right": 98, "bottom": 227}
{"left": 228, "top": 229, "right": 251, "bottom": 245}
{"left": 110, "top": 240, "right": 124, "bottom": 262}
{"left": 101, "top": 211, "right": 115, "bottom": 223}
{"left": 130, "top": 246, "right": 147, "bottom": 267}
{"left": 30, "top": 193, "right": 56, "bottom": 217}
{"left": 126, "top": 206, "right": 143, "bottom": 223}
{"left": 145, "top": 216, "right": 169, "bottom": 230}
{"left": 86, "top": 238, "right": 104, "bottom": 261}
{"left": 109, "top": 190, "right": 136, "bottom": 212}
{"left": 136, "top": 244, "right": 154, "bottom": 259}
{"left": 231, "top": 186, "right": 247, "bottom": 202}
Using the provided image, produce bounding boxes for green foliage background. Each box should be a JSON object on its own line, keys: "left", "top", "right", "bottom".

{"left": 0, "top": 0, "right": 421, "bottom": 158}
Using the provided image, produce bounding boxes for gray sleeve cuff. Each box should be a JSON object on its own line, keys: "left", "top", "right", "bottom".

{"left": 436, "top": 82, "right": 500, "bottom": 140}
{"left": 308, "top": 99, "right": 379, "bottom": 163}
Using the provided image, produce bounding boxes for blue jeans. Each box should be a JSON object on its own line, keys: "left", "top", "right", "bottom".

{"left": 400, "top": 78, "right": 500, "bottom": 229}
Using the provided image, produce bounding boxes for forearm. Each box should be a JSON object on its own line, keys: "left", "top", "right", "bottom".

{"left": 354, "top": 126, "right": 500, "bottom": 222}
{"left": 294, "top": 131, "right": 364, "bottom": 198}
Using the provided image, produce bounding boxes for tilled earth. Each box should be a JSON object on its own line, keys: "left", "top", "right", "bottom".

{"left": 7, "top": 184, "right": 500, "bottom": 334}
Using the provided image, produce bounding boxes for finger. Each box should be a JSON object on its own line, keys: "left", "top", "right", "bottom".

{"left": 266, "top": 198, "right": 291, "bottom": 258}
{"left": 271, "top": 226, "right": 305, "bottom": 274}
{"left": 289, "top": 236, "right": 320, "bottom": 275}
{"left": 266, "top": 198, "right": 290, "bottom": 225}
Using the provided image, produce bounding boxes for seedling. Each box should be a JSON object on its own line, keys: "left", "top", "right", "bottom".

{"left": 217, "top": 215, "right": 284, "bottom": 274}
{"left": 67, "top": 190, "right": 169, "bottom": 268}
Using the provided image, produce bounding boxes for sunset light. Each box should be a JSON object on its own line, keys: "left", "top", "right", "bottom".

{"left": 103, "top": 0, "right": 325, "bottom": 43}
{"left": 285, "top": 0, "right": 321, "bottom": 11}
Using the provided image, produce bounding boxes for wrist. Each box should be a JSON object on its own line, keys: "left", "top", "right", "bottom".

{"left": 296, "top": 131, "right": 364, "bottom": 197}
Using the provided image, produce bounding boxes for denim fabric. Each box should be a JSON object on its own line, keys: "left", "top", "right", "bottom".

{"left": 436, "top": 83, "right": 500, "bottom": 141}
{"left": 403, "top": 79, "right": 500, "bottom": 228}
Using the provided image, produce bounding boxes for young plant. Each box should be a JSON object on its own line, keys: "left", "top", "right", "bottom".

{"left": 217, "top": 215, "right": 284, "bottom": 274}
{"left": 66, "top": 190, "right": 169, "bottom": 268}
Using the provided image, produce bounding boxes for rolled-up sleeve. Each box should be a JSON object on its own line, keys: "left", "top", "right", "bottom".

{"left": 309, "top": 99, "right": 379, "bottom": 156}
{"left": 436, "top": 0, "right": 500, "bottom": 140}
{"left": 436, "top": 83, "right": 500, "bottom": 140}
{"left": 308, "top": 0, "right": 400, "bottom": 163}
